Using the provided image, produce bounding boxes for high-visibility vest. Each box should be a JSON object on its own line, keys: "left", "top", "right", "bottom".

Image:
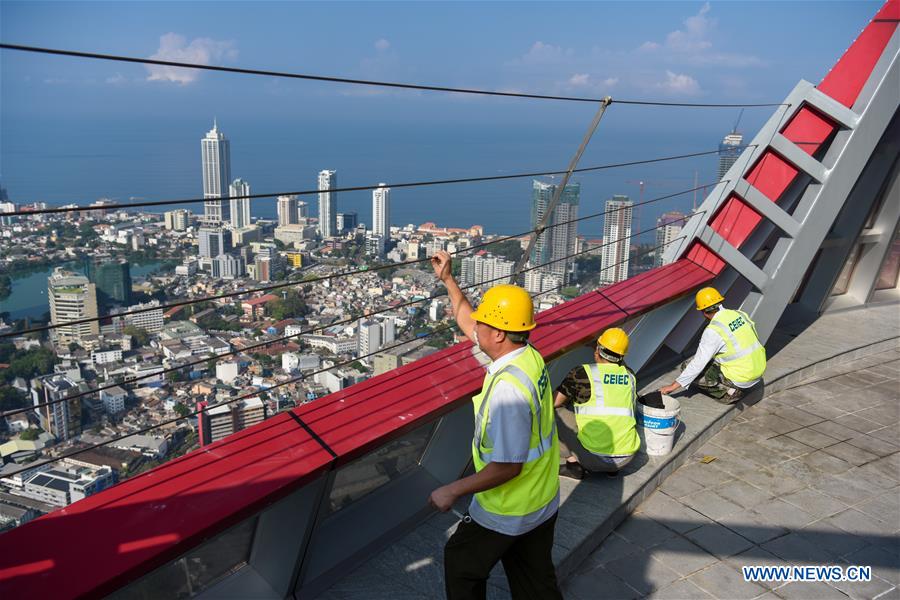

{"left": 471, "top": 345, "right": 559, "bottom": 529}
{"left": 574, "top": 363, "right": 640, "bottom": 456}
{"left": 706, "top": 308, "right": 767, "bottom": 383}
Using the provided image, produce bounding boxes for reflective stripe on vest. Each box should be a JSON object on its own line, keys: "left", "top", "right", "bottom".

{"left": 572, "top": 363, "right": 640, "bottom": 456}
{"left": 470, "top": 344, "right": 560, "bottom": 530}
{"left": 706, "top": 309, "right": 766, "bottom": 383}
{"left": 474, "top": 363, "right": 555, "bottom": 464}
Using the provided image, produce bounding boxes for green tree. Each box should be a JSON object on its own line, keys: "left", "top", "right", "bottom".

{"left": 20, "top": 428, "right": 40, "bottom": 441}
{"left": 2, "top": 346, "right": 56, "bottom": 383}
{"left": 123, "top": 325, "right": 150, "bottom": 347}
{"left": 0, "top": 387, "right": 28, "bottom": 412}
{"left": 489, "top": 240, "right": 525, "bottom": 264}
{"left": 173, "top": 403, "right": 191, "bottom": 418}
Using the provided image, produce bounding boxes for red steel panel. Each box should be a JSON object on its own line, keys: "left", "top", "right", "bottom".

{"left": 686, "top": 241, "right": 727, "bottom": 274}
{"left": 708, "top": 195, "right": 763, "bottom": 249}
{"left": 744, "top": 151, "right": 800, "bottom": 204}
{"left": 599, "top": 259, "right": 715, "bottom": 316}
{"left": 0, "top": 414, "right": 333, "bottom": 598}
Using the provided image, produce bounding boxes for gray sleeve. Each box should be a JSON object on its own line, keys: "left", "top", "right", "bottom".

{"left": 485, "top": 380, "right": 533, "bottom": 463}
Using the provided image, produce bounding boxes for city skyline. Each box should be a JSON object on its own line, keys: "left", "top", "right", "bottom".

{"left": 201, "top": 121, "right": 231, "bottom": 225}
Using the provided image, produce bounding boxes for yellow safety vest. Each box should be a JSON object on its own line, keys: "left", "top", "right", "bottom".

{"left": 471, "top": 345, "right": 559, "bottom": 530}
{"left": 574, "top": 363, "right": 640, "bottom": 456}
{"left": 707, "top": 308, "right": 767, "bottom": 383}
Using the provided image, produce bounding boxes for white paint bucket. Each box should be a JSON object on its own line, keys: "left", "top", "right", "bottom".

{"left": 637, "top": 394, "right": 680, "bottom": 456}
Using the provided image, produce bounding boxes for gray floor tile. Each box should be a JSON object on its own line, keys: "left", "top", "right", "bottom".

{"left": 742, "top": 468, "right": 808, "bottom": 497}
{"left": 659, "top": 473, "right": 707, "bottom": 498}
{"left": 785, "top": 428, "right": 842, "bottom": 450}
{"left": 757, "top": 435, "right": 817, "bottom": 459}
{"left": 868, "top": 425, "right": 900, "bottom": 445}
{"left": 808, "top": 473, "right": 879, "bottom": 505}
{"left": 825, "top": 509, "right": 888, "bottom": 537}
{"left": 795, "top": 520, "right": 870, "bottom": 559}
{"left": 615, "top": 516, "right": 679, "bottom": 549}
{"left": 799, "top": 450, "right": 854, "bottom": 475}
{"left": 832, "top": 413, "right": 884, "bottom": 434}
{"left": 773, "top": 406, "right": 828, "bottom": 427}
{"left": 776, "top": 580, "right": 853, "bottom": 599}
{"left": 844, "top": 435, "right": 899, "bottom": 458}
{"left": 718, "top": 510, "right": 789, "bottom": 545}
{"left": 604, "top": 551, "right": 682, "bottom": 595}
{"left": 754, "top": 498, "right": 818, "bottom": 530}
{"left": 564, "top": 564, "right": 642, "bottom": 600}
{"left": 685, "top": 522, "right": 755, "bottom": 558}
{"left": 828, "top": 573, "right": 896, "bottom": 600}
{"left": 842, "top": 545, "right": 900, "bottom": 585}
{"left": 753, "top": 414, "right": 808, "bottom": 436}
{"left": 854, "top": 493, "right": 900, "bottom": 530}
{"left": 821, "top": 442, "right": 880, "bottom": 467}
{"left": 585, "top": 532, "right": 643, "bottom": 566}
{"left": 687, "top": 562, "right": 768, "bottom": 599}
{"left": 676, "top": 462, "right": 738, "bottom": 490}
{"left": 762, "top": 531, "right": 839, "bottom": 564}
{"left": 781, "top": 488, "right": 850, "bottom": 519}
{"left": 810, "top": 420, "right": 862, "bottom": 442}
{"left": 644, "top": 535, "right": 719, "bottom": 577}
{"left": 646, "top": 579, "right": 716, "bottom": 599}
{"left": 637, "top": 492, "right": 714, "bottom": 534}
{"left": 724, "top": 547, "right": 792, "bottom": 591}
{"left": 715, "top": 478, "right": 775, "bottom": 509}
{"left": 680, "top": 489, "right": 746, "bottom": 521}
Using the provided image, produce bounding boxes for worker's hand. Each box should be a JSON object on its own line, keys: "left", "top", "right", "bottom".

{"left": 429, "top": 484, "right": 457, "bottom": 512}
{"left": 659, "top": 382, "right": 681, "bottom": 395}
{"left": 431, "top": 250, "right": 452, "bottom": 283}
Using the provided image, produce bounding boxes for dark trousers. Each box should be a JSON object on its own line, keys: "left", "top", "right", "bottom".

{"left": 692, "top": 361, "right": 744, "bottom": 402}
{"left": 444, "top": 513, "right": 563, "bottom": 600}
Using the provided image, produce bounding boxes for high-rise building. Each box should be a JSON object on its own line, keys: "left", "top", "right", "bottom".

{"left": 357, "top": 319, "right": 382, "bottom": 361}
{"left": 164, "top": 209, "right": 191, "bottom": 231}
{"left": 254, "top": 246, "right": 284, "bottom": 282}
{"left": 48, "top": 269, "right": 99, "bottom": 345}
{"left": 32, "top": 374, "right": 83, "bottom": 441}
{"left": 297, "top": 201, "right": 310, "bottom": 219}
{"left": 229, "top": 179, "right": 251, "bottom": 229}
{"left": 212, "top": 253, "right": 246, "bottom": 279}
{"left": 113, "top": 300, "right": 165, "bottom": 334}
{"left": 86, "top": 259, "right": 131, "bottom": 308}
{"left": 372, "top": 183, "right": 390, "bottom": 238}
{"left": 460, "top": 254, "right": 515, "bottom": 288}
{"left": 201, "top": 121, "right": 232, "bottom": 225}
{"left": 600, "top": 195, "right": 633, "bottom": 285}
{"left": 531, "top": 179, "right": 580, "bottom": 284}
{"left": 318, "top": 170, "right": 337, "bottom": 238}
{"left": 654, "top": 211, "right": 686, "bottom": 267}
{"left": 198, "top": 398, "right": 267, "bottom": 447}
{"left": 718, "top": 132, "right": 744, "bottom": 181}
{"left": 198, "top": 227, "right": 231, "bottom": 259}
{"left": 337, "top": 212, "right": 358, "bottom": 234}
{"left": 277, "top": 195, "right": 299, "bottom": 226}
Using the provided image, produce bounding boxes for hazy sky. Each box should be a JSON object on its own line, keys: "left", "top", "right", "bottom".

{"left": 2, "top": 1, "right": 880, "bottom": 126}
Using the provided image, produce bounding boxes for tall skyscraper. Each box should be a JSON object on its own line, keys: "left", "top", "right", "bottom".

{"left": 48, "top": 268, "right": 99, "bottom": 345}
{"left": 164, "top": 209, "right": 191, "bottom": 231}
{"left": 277, "top": 195, "right": 299, "bottom": 226}
{"left": 201, "top": 121, "right": 232, "bottom": 225}
{"left": 531, "top": 179, "right": 580, "bottom": 284}
{"left": 337, "top": 212, "right": 358, "bottom": 234}
{"left": 600, "top": 195, "right": 633, "bottom": 285}
{"left": 297, "top": 201, "right": 310, "bottom": 219}
{"left": 86, "top": 259, "right": 132, "bottom": 308}
{"left": 198, "top": 227, "right": 231, "bottom": 259}
{"left": 372, "top": 183, "right": 390, "bottom": 238}
{"left": 318, "top": 170, "right": 337, "bottom": 238}
{"left": 718, "top": 132, "right": 744, "bottom": 181}
{"left": 654, "top": 211, "right": 686, "bottom": 267}
{"left": 460, "top": 254, "right": 515, "bottom": 288}
{"left": 229, "top": 179, "right": 251, "bottom": 229}
{"left": 32, "top": 375, "right": 83, "bottom": 441}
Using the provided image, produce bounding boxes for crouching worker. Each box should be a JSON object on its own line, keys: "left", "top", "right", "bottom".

{"left": 659, "top": 287, "right": 766, "bottom": 404}
{"left": 554, "top": 328, "right": 640, "bottom": 479}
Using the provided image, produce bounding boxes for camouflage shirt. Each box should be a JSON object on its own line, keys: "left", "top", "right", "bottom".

{"left": 556, "top": 362, "right": 636, "bottom": 406}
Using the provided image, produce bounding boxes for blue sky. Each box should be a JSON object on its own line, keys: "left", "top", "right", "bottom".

{"left": 0, "top": 2, "right": 885, "bottom": 235}
{"left": 1, "top": 1, "right": 880, "bottom": 123}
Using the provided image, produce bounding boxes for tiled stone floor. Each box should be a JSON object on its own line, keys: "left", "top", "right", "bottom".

{"left": 564, "top": 351, "right": 900, "bottom": 600}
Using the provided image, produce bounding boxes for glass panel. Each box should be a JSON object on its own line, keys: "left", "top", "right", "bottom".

{"left": 328, "top": 424, "right": 434, "bottom": 514}
{"left": 831, "top": 244, "right": 862, "bottom": 296}
{"left": 875, "top": 228, "right": 900, "bottom": 290}
{"left": 110, "top": 516, "right": 257, "bottom": 599}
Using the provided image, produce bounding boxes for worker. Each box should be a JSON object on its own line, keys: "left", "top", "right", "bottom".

{"left": 428, "top": 250, "right": 562, "bottom": 600}
{"left": 553, "top": 328, "right": 640, "bottom": 479}
{"left": 659, "top": 287, "right": 766, "bottom": 403}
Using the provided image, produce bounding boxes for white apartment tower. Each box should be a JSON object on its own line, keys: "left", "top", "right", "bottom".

{"left": 201, "top": 121, "right": 232, "bottom": 225}
{"left": 531, "top": 179, "right": 580, "bottom": 284}
{"left": 600, "top": 195, "right": 633, "bottom": 285}
{"left": 48, "top": 269, "right": 99, "bottom": 345}
{"left": 277, "top": 195, "right": 299, "bottom": 226}
{"left": 229, "top": 179, "right": 251, "bottom": 229}
{"left": 318, "top": 170, "right": 337, "bottom": 238}
{"left": 372, "top": 183, "right": 390, "bottom": 238}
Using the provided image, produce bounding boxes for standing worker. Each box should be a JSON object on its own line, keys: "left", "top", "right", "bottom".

{"left": 428, "top": 250, "right": 562, "bottom": 600}
{"left": 554, "top": 328, "right": 640, "bottom": 479}
{"left": 660, "top": 287, "right": 766, "bottom": 403}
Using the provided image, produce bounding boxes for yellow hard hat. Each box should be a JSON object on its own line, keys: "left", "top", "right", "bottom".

{"left": 597, "top": 328, "right": 629, "bottom": 357}
{"left": 695, "top": 287, "right": 725, "bottom": 311}
{"left": 470, "top": 284, "right": 536, "bottom": 332}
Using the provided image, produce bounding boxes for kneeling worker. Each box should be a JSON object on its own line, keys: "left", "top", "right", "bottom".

{"left": 659, "top": 286, "right": 766, "bottom": 403}
{"left": 428, "top": 251, "right": 562, "bottom": 600}
{"left": 554, "top": 328, "right": 640, "bottom": 479}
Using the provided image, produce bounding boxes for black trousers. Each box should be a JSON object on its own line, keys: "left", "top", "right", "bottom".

{"left": 444, "top": 513, "right": 563, "bottom": 600}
